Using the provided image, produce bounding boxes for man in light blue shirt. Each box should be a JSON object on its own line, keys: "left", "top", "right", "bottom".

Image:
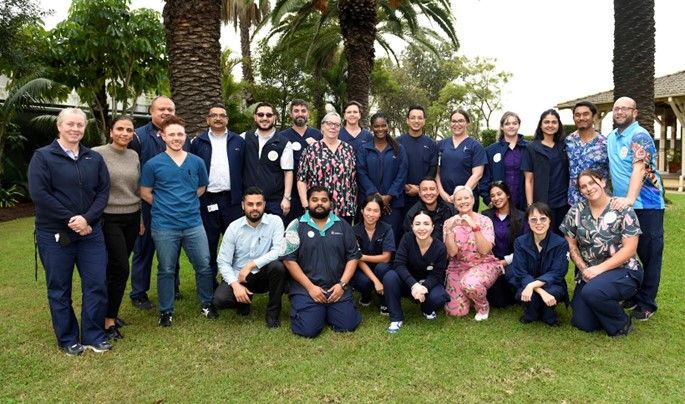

{"left": 213, "top": 187, "right": 286, "bottom": 328}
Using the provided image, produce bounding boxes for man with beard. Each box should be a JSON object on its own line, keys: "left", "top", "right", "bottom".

{"left": 190, "top": 104, "right": 245, "bottom": 289}
{"left": 566, "top": 101, "right": 608, "bottom": 206}
{"left": 129, "top": 96, "right": 186, "bottom": 310}
{"left": 242, "top": 102, "right": 294, "bottom": 224}
{"left": 212, "top": 187, "right": 286, "bottom": 328}
{"left": 402, "top": 177, "right": 456, "bottom": 241}
{"left": 398, "top": 106, "right": 438, "bottom": 218}
{"left": 607, "top": 96, "right": 665, "bottom": 322}
{"left": 282, "top": 186, "right": 362, "bottom": 338}
{"left": 277, "top": 100, "right": 322, "bottom": 223}
{"left": 139, "top": 116, "right": 216, "bottom": 327}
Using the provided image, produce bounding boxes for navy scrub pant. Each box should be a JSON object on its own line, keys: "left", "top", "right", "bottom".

{"left": 571, "top": 267, "right": 639, "bottom": 336}
{"left": 381, "top": 208, "right": 404, "bottom": 246}
{"left": 36, "top": 227, "right": 108, "bottom": 347}
{"left": 130, "top": 203, "right": 180, "bottom": 301}
{"left": 382, "top": 270, "right": 449, "bottom": 322}
{"left": 633, "top": 209, "right": 664, "bottom": 313}
{"left": 289, "top": 292, "right": 361, "bottom": 338}
{"left": 351, "top": 262, "right": 392, "bottom": 305}
{"left": 519, "top": 284, "right": 566, "bottom": 324}
{"left": 200, "top": 191, "right": 243, "bottom": 289}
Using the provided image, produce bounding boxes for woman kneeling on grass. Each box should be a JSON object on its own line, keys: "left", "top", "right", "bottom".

{"left": 382, "top": 210, "right": 449, "bottom": 333}
{"left": 559, "top": 169, "right": 643, "bottom": 337}
{"left": 510, "top": 202, "right": 568, "bottom": 326}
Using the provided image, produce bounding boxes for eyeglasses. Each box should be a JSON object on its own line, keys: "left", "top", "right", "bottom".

{"left": 451, "top": 119, "right": 467, "bottom": 124}
{"left": 528, "top": 217, "right": 549, "bottom": 224}
{"left": 208, "top": 113, "right": 227, "bottom": 118}
{"left": 256, "top": 112, "right": 274, "bottom": 118}
{"left": 322, "top": 121, "right": 341, "bottom": 128}
{"left": 612, "top": 107, "right": 635, "bottom": 113}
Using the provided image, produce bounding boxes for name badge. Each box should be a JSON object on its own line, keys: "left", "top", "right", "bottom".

{"left": 207, "top": 204, "right": 219, "bottom": 212}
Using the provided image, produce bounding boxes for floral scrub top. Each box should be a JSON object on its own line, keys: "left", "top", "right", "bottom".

{"left": 565, "top": 131, "right": 609, "bottom": 205}
{"left": 443, "top": 213, "right": 502, "bottom": 272}
{"left": 297, "top": 140, "right": 357, "bottom": 217}
{"left": 559, "top": 198, "right": 643, "bottom": 282}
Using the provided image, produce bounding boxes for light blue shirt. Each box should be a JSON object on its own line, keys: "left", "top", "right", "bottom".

{"left": 217, "top": 213, "right": 284, "bottom": 285}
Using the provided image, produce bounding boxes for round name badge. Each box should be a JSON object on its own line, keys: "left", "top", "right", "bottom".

{"left": 267, "top": 150, "right": 279, "bottom": 161}
{"left": 619, "top": 146, "right": 629, "bottom": 159}
{"left": 292, "top": 142, "right": 302, "bottom": 151}
{"left": 493, "top": 152, "right": 502, "bottom": 163}
{"left": 307, "top": 230, "right": 315, "bottom": 238}
{"left": 603, "top": 211, "right": 618, "bottom": 224}
{"left": 426, "top": 265, "right": 434, "bottom": 271}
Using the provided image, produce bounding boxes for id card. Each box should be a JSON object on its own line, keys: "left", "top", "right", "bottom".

{"left": 207, "top": 204, "right": 219, "bottom": 212}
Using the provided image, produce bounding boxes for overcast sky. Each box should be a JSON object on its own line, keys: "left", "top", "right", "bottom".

{"left": 40, "top": 0, "right": 685, "bottom": 134}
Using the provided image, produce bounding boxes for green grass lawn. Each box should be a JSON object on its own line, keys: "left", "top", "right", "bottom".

{"left": 1, "top": 196, "right": 684, "bottom": 402}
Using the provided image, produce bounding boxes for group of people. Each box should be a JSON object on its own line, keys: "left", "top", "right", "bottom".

{"left": 28, "top": 94, "right": 664, "bottom": 355}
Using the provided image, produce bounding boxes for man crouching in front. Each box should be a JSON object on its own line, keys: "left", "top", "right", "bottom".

{"left": 281, "top": 186, "right": 362, "bottom": 337}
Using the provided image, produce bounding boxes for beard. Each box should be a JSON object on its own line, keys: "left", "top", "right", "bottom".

{"left": 246, "top": 210, "right": 264, "bottom": 224}
{"left": 294, "top": 117, "right": 307, "bottom": 127}
{"left": 308, "top": 206, "right": 330, "bottom": 219}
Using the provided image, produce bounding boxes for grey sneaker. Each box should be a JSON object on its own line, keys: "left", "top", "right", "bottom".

{"left": 62, "top": 343, "right": 85, "bottom": 356}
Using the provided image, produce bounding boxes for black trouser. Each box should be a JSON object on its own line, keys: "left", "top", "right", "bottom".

{"left": 200, "top": 191, "right": 242, "bottom": 289}
{"left": 213, "top": 261, "right": 286, "bottom": 319}
{"left": 102, "top": 211, "right": 140, "bottom": 319}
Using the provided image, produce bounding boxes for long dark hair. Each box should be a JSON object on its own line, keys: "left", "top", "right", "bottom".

{"left": 488, "top": 181, "right": 521, "bottom": 252}
{"left": 534, "top": 109, "right": 564, "bottom": 143}
{"left": 370, "top": 112, "right": 399, "bottom": 156}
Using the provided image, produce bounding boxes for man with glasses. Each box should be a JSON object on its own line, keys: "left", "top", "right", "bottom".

{"left": 277, "top": 100, "right": 322, "bottom": 223}
{"left": 190, "top": 104, "right": 245, "bottom": 288}
{"left": 242, "top": 102, "right": 294, "bottom": 224}
{"left": 607, "top": 96, "right": 665, "bottom": 322}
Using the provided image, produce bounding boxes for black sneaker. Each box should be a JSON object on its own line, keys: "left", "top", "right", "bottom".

{"left": 159, "top": 312, "right": 173, "bottom": 327}
{"left": 62, "top": 343, "right": 85, "bottom": 356}
{"left": 86, "top": 341, "right": 113, "bottom": 353}
{"left": 621, "top": 300, "right": 637, "bottom": 311}
{"left": 201, "top": 304, "right": 218, "bottom": 319}
{"left": 379, "top": 306, "right": 389, "bottom": 316}
{"left": 266, "top": 315, "right": 280, "bottom": 329}
{"left": 613, "top": 316, "right": 633, "bottom": 337}
{"left": 105, "top": 325, "right": 123, "bottom": 341}
{"left": 131, "top": 296, "right": 154, "bottom": 311}
{"left": 114, "top": 317, "right": 127, "bottom": 328}
{"left": 632, "top": 309, "right": 654, "bottom": 321}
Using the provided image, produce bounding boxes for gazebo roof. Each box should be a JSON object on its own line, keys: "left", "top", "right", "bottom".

{"left": 556, "top": 70, "right": 685, "bottom": 109}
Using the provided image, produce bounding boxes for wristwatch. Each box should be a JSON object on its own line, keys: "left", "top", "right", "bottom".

{"left": 283, "top": 195, "right": 292, "bottom": 201}
{"left": 339, "top": 281, "right": 349, "bottom": 290}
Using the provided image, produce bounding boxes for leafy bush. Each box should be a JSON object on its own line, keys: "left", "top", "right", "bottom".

{"left": 479, "top": 129, "right": 498, "bottom": 148}
{"left": 0, "top": 184, "right": 24, "bottom": 208}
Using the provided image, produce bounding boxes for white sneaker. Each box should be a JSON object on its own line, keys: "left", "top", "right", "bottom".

{"left": 387, "top": 321, "right": 403, "bottom": 333}
{"left": 423, "top": 311, "right": 437, "bottom": 320}
{"left": 474, "top": 311, "right": 489, "bottom": 321}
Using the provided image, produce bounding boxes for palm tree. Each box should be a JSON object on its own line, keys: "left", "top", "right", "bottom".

{"left": 613, "top": 0, "right": 655, "bottom": 135}
{"left": 221, "top": 0, "right": 271, "bottom": 84}
{"left": 163, "top": 0, "right": 224, "bottom": 136}
{"left": 268, "top": 0, "right": 457, "bottom": 120}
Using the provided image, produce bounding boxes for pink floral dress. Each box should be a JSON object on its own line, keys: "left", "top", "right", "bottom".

{"left": 443, "top": 213, "right": 503, "bottom": 316}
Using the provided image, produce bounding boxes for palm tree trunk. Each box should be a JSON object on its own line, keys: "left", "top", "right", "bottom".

{"left": 339, "top": 0, "right": 377, "bottom": 123}
{"left": 163, "top": 0, "right": 223, "bottom": 136}
{"left": 312, "top": 64, "right": 326, "bottom": 125}
{"left": 239, "top": 13, "right": 255, "bottom": 84}
{"left": 613, "top": 0, "right": 655, "bottom": 135}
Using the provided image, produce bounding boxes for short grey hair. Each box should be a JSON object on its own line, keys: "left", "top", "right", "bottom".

{"left": 321, "top": 111, "right": 341, "bottom": 126}
{"left": 56, "top": 108, "right": 87, "bottom": 127}
{"left": 452, "top": 185, "right": 473, "bottom": 199}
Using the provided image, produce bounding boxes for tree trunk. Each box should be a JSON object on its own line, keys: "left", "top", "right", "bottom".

{"left": 339, "top": 0, "right": 377, "bottom": 123}
{"left": 163, "top": 0, "right": 223, "bottom": 137}
{"left": 613, "top": 0, "right": 655, "bottom": 135}
{"left": 92, "top": 81, "right": 109, "bottom": 144}
{"left": 239, "top": 13, "right": 255, "bottom": 84}
{"left": 312, "top": 64, "right": 326, "bottom": 125}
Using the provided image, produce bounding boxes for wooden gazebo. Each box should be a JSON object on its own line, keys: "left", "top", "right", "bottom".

{"left": 556, "top": 70, "right": 685, "bottom": 190}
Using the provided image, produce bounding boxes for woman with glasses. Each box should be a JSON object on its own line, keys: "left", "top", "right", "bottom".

{"left": 510, "top": 202, "right": 568, "bottom": 326}
{"left": 436, "top": 109, "right": 487, "bottom": 211}
{"left": 296, "top": 112, "right": 357, "bottom": 223}
{"left": 559, "top": 169, "right": 643, "bottom": 337}
{"left": 480, "top": 111, "right": 527, "bottom": 211}
{"left": 481, "top": 181, "right": 527, "bottom": 308}
{"left": 357, "top": 112, "right": 408, "bottom": 243}
{"left": 443, "top": 186, "right": 502, "bottom": 320}
{"left": 521, "top": 109, "right": 569, "bottom": 235}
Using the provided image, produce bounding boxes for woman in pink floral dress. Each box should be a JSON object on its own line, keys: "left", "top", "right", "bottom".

{"left": 444, "top": 186, "right": 503, "bottom": 320}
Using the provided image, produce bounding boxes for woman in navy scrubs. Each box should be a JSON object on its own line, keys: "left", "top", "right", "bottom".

{"left": 351, "top": 194, "right": 395, "bottom": 314}
{"left": 339, "top": 100, "right": 373, "bottom": 152}
{"left": 357, "top": 112, "right": 408, "bottom": 244}
{"left": 436, "top": 109, "right": 487, "bottom": 211}
{"left": 521, "top": 109, "right": 569, "bottom": 235}
{"left": 382, "top": 210, "right": 450, "bottom": 333}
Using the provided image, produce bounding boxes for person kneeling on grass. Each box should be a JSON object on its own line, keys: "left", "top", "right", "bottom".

{"left": 213, "top": 187, "right": 286, "bottom": 328}
{"left": 139, "top": 115, "right": 217, "bottom": 327}
{"left": 383, "top": 210, "right": 450, "bottom": 333}
{"left": 281, "top": 186, "right": 362, "bottom": 338}
{"left": 510, "top": 202, "right": 568, "bottom": 326}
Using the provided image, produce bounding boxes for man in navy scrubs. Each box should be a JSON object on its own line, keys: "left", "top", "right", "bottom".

{"left": 282, "top": 186, "right": 362, "bottom": 338}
